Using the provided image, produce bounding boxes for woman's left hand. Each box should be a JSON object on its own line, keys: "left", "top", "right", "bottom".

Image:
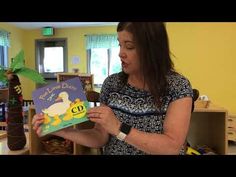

{"left": 87, "top": 105, "right": 121, "bottom": 136}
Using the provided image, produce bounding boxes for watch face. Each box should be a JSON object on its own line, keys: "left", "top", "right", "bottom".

{"left": 116, "top": 132, "right": 127, "bottom": 141}
{"left": 120, "top": 123, "right": 132, "bottom": 134}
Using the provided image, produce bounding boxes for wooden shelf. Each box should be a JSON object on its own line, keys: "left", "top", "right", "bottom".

{"left": 28, "top": 105, "right": 101, "bottom": 155}
{"left": 228, "top": 141, "right": 236, "bottom": 155}
{"left": 0, "top": 130, "right": 7, "bottom": 139}
{"left": 187, "top": 106, "right": 228, "bottom": 155}
{"left": 57, "top": 73, "right": 94, "bottom": 92}
{"left": 0, "top": 88, "right": 8, "bottom": 103}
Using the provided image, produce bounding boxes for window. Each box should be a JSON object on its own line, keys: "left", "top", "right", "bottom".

{"left": 0, "top": 46, "right": 8, "bottom": 88}
{"left": 89, "top": 48, "right": 120, "bottom": 87}
{"left": 86, "top": 34, "right": 121, "bottom": 87}
{"left": 0, "top": 29, "right": 10, "bottom": 88}
{"left": 0, "top": 29, "right": 9, "bottom": 68}
{"left": 35, "top": 39, "right": 68, "bottom": 79}
{"left": 0, "top": 46, "right": 8, "bottom": 68}
{"left": 43, "top": 47, "right": 64, "bottom": 73}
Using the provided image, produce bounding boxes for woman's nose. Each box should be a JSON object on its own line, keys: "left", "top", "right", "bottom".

{"left": 119, "top": 49, "right": 126, "bottom": 59}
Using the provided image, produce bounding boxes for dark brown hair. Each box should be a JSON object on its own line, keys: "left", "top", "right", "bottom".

{"left": 117, "top": 22, "right": 175, "bottom": 105}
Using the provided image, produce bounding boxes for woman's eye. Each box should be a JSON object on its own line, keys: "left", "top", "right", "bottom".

{"left": 126, "top": 46, "right": 134, "bottom": 49}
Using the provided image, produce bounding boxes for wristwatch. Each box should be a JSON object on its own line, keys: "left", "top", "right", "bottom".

{"left": 116, "top": 123, "right": 132, "bottom": 141}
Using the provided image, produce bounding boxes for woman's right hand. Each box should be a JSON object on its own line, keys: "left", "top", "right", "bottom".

{"left": 32, "top": 113, "right": 68, "bottom": 137}
{"left": 32, "top": 113, "right": 44, "bottom": 136}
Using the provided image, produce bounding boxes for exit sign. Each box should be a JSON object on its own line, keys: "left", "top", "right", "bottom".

{"left": 42, "top": 27, "right": 54, "bottom": 36}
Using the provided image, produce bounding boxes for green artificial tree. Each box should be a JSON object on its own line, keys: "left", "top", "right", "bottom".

{"left": 0, "top": 50, "right": 46, "bottom": 150}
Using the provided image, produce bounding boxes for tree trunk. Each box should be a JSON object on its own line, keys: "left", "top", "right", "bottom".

{"left": 7, "top": 74, "right": 26, "bottom": 150}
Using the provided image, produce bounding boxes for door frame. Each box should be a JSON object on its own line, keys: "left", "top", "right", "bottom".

{"left": 35, "top": 38, "right": 68, "bottom": 79}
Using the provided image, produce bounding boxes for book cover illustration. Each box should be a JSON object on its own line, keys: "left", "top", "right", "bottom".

{"left": 32, "top": 77, "right": 89, "bottom": 136}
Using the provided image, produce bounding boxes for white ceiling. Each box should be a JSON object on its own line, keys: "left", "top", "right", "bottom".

{"left": 6, "top": 22, "right": 118, "bottom": 29}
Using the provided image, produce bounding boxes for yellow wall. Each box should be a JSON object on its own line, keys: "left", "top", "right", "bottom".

{"left": 0, "top": 23, "right": 24, "bottom": 63}
{"left": 22, "top": 26, "right": 117, "bottom": 99}
{"left": 167, "top": 22, "right": 236, "bottom": 114}
{"left": 0, "top": 24, "right": 116, "bottom": 100}
{"left": 1, "top": 22, "right": 236, "bottom": 114}
{"left": 53, "top": 26, "right": 117, "bottom": 72}
{"left": 0, "top": 23, "right": 29, "bottom": 100}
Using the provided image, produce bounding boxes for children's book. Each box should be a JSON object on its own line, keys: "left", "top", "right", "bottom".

{"left": 32, "top": 77, "right": 89, "bottom": 136}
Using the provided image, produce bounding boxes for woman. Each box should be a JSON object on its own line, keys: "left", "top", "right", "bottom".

{"left": 32, "top": 22, "right": 193, "bottom": 155}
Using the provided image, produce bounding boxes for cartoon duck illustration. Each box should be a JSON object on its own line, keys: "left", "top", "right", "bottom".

{"left": 42, "top": 91, "right": 72, "bottom": 126}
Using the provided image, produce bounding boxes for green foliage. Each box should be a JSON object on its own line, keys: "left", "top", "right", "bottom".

{"left": 16, "top": 67, "right": 46, "bottom": 84}
{"left": 0, "top": 50, "right": 46, "bottom": 84}
{"left": 10, "top": 50, "right": 25, "bottom": 72}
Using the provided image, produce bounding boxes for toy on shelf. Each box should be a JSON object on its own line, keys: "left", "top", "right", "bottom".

{"left": 186, "top": 146, "right": 201, "bottom": 155}
{"left": 196, "top": 145, "right": 217, "bottom": 155}
{"left": 0, "top": 50, "right": 45, "bottom": 150}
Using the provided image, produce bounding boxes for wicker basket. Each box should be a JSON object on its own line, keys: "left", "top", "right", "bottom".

{"left": 41, "top": 137, "right": 73, "bottom": 155}
{"left": 195, "top": 100, "right": 210, "bottom": 108}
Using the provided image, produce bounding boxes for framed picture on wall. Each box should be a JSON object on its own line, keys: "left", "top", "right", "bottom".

{"left": 57, "top": 73, "right": 94, "bottom": 92}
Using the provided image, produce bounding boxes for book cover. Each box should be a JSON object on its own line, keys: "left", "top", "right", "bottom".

{"left": 32, "top": 77, "right": 89, "bottom": 136}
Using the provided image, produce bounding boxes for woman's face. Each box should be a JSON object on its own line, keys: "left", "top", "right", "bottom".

{"left": 118, "top": 30, "right": 140, "bottom": 75}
